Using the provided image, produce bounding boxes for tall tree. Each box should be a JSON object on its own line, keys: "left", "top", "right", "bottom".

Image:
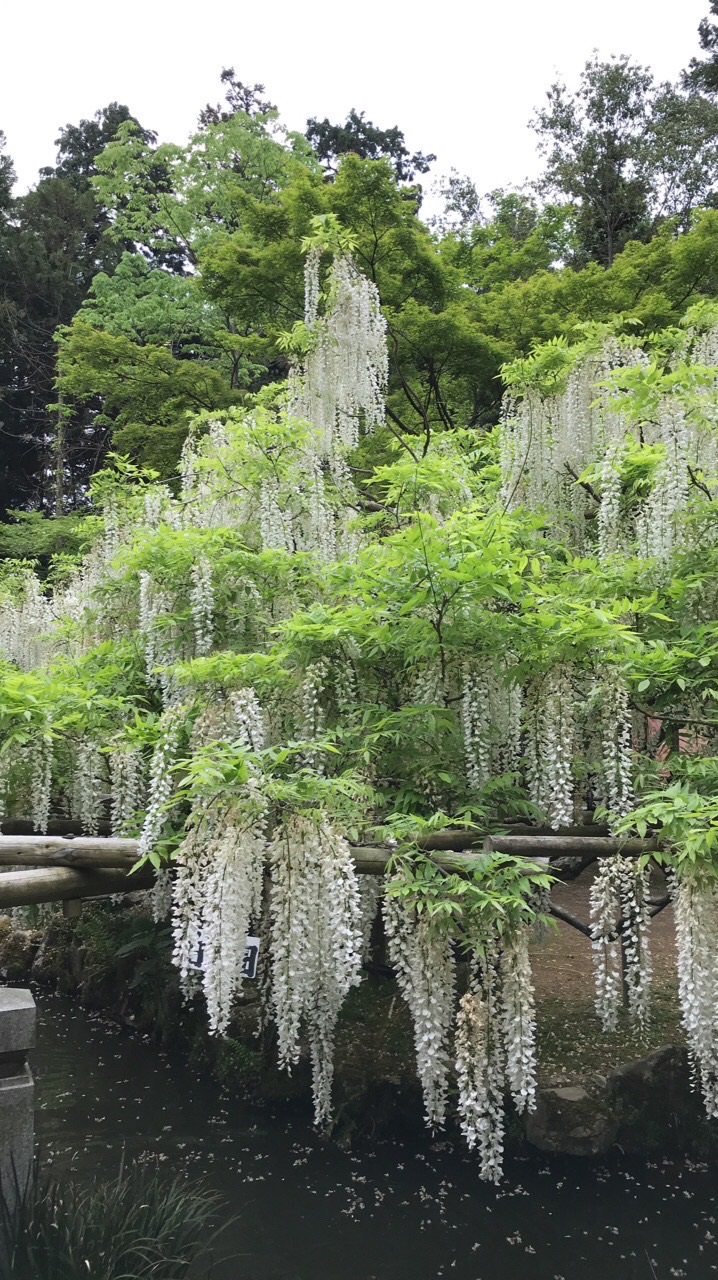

{"left": 42, "top": 103, "right": 155, "bottom": 186}
{"left": 533, "top": 55, "right": 718, "bottom": 265}
{"left": 532, "top": 55, "right": 654, "bottom": 266}
{"left": 0, "top": 104, "right": 152, "bottom": 519}
{"left": 684, "top": 1, "right": 718, "bottom": 94}
{"left": 199, "top": 69, "right": 277, "bottom": 126}
{"left": 305, "top": 108, "right": 435, "bottom": 183}
{"left": 0, "top": 132, "right": 13, "bottom": 212}
{"left": 644, "top": 86, "right": 718, "bottom": 226}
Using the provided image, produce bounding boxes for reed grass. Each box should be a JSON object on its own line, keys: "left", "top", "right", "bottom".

{"left": 0, "top": 1159, "right": 224, "bottom": 1279}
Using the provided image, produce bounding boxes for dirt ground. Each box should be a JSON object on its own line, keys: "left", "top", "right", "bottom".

{"left": 529, "top": 862, "right": 682, "bottom": 1082}
{"left": 531, "top": 862, "right": 676, "bottom": 1000}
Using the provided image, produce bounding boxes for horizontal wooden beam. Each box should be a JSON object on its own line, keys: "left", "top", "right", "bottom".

{"left": 0, "top": 832, "right": 660, "bottom": 876}
{"left": 414, "top": 824, "right": 606, "bottom": 852}
{"left": 0, "top": 866, "right": 155, "bottom": 910}
{"left": 0, "top": 840, "right": 669, "bottom": 913}
{"left": 0, "top": 836, "right": 139, "bottom": 869}
{"left": 483, "top": 835, "right": 658, "bottom": 858}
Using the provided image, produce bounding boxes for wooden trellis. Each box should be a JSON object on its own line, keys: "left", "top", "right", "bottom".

{"left": 0, "top": 830, "right": 672, "bottom": 940}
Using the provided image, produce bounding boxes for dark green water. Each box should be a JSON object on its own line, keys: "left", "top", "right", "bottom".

{"left": 32, "top": 994, "right": 718, "bottom": 1280}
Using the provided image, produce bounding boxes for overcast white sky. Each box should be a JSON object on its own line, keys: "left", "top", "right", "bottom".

{"left": 1, "top": 0, "right": 709, "bottom": 200}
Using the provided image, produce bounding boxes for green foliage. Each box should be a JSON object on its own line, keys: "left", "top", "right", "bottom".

{"left": 1, "top": 1161, "right": 222, "bottom": 1280}
{"left": 385, "top": 849, "right": 552, "bottom": 943}
{"left": 56, "top": 319, "right": 240, "bottom": 477}
{"left": 0, "top": 512, "right": 98, "bottom": 565}
{"left": 616, "top": 757, "right": 718, "bottom": 872}
{"left": 305, "top": 107, "right": 435, "bottom": 182}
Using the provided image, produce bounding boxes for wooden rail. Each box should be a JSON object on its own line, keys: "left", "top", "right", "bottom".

{"left": 0, "top": 831, "right": 661, "bottom": 911}
{"left": 0, "top": 836, "right": 139, "bottom": 869}
{"left": 482, "top": 835, "right": 660, "bottom": 858}
{"left": 0, "top": 831, "right": 656, "bottom": 870}
{"left": 0, "top": 865, "right": 155, "bottom": 909}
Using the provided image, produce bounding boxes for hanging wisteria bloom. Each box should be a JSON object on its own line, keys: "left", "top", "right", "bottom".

{"left": 455, "top": 969, "right": 505, "bottom": 1182}
{"left": 190, "top": 555, "right": 214, "bottom": 656}
{"left": 136, "top": 703, "right": 186, "bottom": 865}
{"left": 30, "top": 728, "right": 53, "bottom": 834}
{"left": 201, "top": 820, "right": 267, "bottom": 1034}
{"left": 269, "top": 813, "right": 363, "bottom": 1126}
{"left": 600, "top": 670, "right": 634, "bottom": 823}
{"left": 589, "top": 854, "right": 651, "bottom": 1030}
{"left": 171, "top": 688, "right": 268, "bottom": 1023}
{"left": 524, "top": 669, "right": 576, "bottom": 828}
{"left": 500, "top": 926, "right": 538, "bottom": 1113}
{"left": 290, "top": 249, "right": 388, "bottom": 465}
{"left": 383, "top": 885, "right": 456, "bottom": 1128}
{"left": 671, "top": 871, "right": 718, "bottom": 1117}
{"left": 109, "top": 747, "right": 145, "bottom": 835}
{"left": 72, "top": 739, "right": 106, "bottom": 836}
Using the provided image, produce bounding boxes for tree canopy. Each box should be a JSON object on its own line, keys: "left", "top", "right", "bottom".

{"left": 7, "top": 19, "right": 718, "bottom": 1176}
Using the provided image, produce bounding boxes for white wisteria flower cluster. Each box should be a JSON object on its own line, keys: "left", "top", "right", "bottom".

{"left": 109, "top": 747, "right": 145, "bottom": 835}
{"left": 589, "top": 853, "right": 652, "bottom": 1030}
{"left": 291, "top": 250, "right": 388, "bottom": 465}
{"left": 460, "top": 661, "right": 522, "bottom": 791}
{"left": 671, "top": 872, "right": 718, "bottom": 1117}
{"left": 136, "top": 702, "right": 185, "bottom": 865}
{"left": 269, "top": 813, "right": 363, "bottom": 1125}
{"left": 525, "top": 669, "right": 576, "bottom": 828}
{"left": 384, "top": 885, "right": 537, "bottom": 1181}
{"left": 501, "top": 340, "right": 717, "bottom": 570}
{"left": 383, "top": 888, "right": 456, "bottom": 1128}
{"left": 72, "top": 739, "right": 106, "bottom": 837}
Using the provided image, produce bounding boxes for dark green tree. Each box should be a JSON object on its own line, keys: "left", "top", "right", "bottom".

{"left": 0, "top": 132, "right": 13, "bottom": 212}
{"left": 305, "top": 108, "right": 435, "bottom": 182}
{"left": 0, "top": 105, "right": 152, "bottom": 519}
{"left": 41, "top": 103, "right": 156, "bottom": 186}
{"left": 199, "top": 69, "right": 277, "bottom": 126}
{"left": 684, "top": 1, "right": 718, "bottom": 94}
{"left": 532, "top": 55, "right": 654, "bottom": 266}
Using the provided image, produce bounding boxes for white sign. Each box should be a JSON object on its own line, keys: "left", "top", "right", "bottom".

{"left": 188, "top": 935, "right": 260, "bottom": 978}
{"left": 242, "top": 936, "right": 260, "bottom": 979}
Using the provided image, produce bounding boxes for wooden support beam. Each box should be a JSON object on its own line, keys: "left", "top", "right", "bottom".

{"left": 0, "top": 836, "right": 139, "bottom": 869}
{"left": 483, "top": 835, "right": 659, "bottom": 858}
{"left": 0, "top": 840, "right": 674, "bottom": 925}
{"left": 0, "top": 832, "right": 660, "bottom": 877}
{"left": 414, "top": 825, "right": 606, "bottom": 852}
{"left": 0, "top": 866, "right": 155, "bottom": 910}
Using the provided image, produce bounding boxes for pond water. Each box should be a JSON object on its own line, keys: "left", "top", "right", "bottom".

{"left": 32, "top": 993, "right": 718, "bottom": 1280}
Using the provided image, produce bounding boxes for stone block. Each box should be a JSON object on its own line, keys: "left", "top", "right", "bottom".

{"left": 0, "top": 988, "right": 35, "bottom": 1226}
{"left": 0, "top": 1064, "right": 33, "bottom": 1201}
{"left": 525, "top": 1076, "right": 619, "bottom": 1156}
{"left": 0, "top": 988, "right": 35, "bottom": 1055}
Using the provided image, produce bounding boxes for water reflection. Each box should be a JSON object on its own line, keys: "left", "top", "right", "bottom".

{"left": 32, "top": 995, "right": 718, "bottom": 1280}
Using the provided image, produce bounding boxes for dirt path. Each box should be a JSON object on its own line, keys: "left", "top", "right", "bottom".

{"left": 531, "top": 863, "right": 676, "bottom": 1000}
